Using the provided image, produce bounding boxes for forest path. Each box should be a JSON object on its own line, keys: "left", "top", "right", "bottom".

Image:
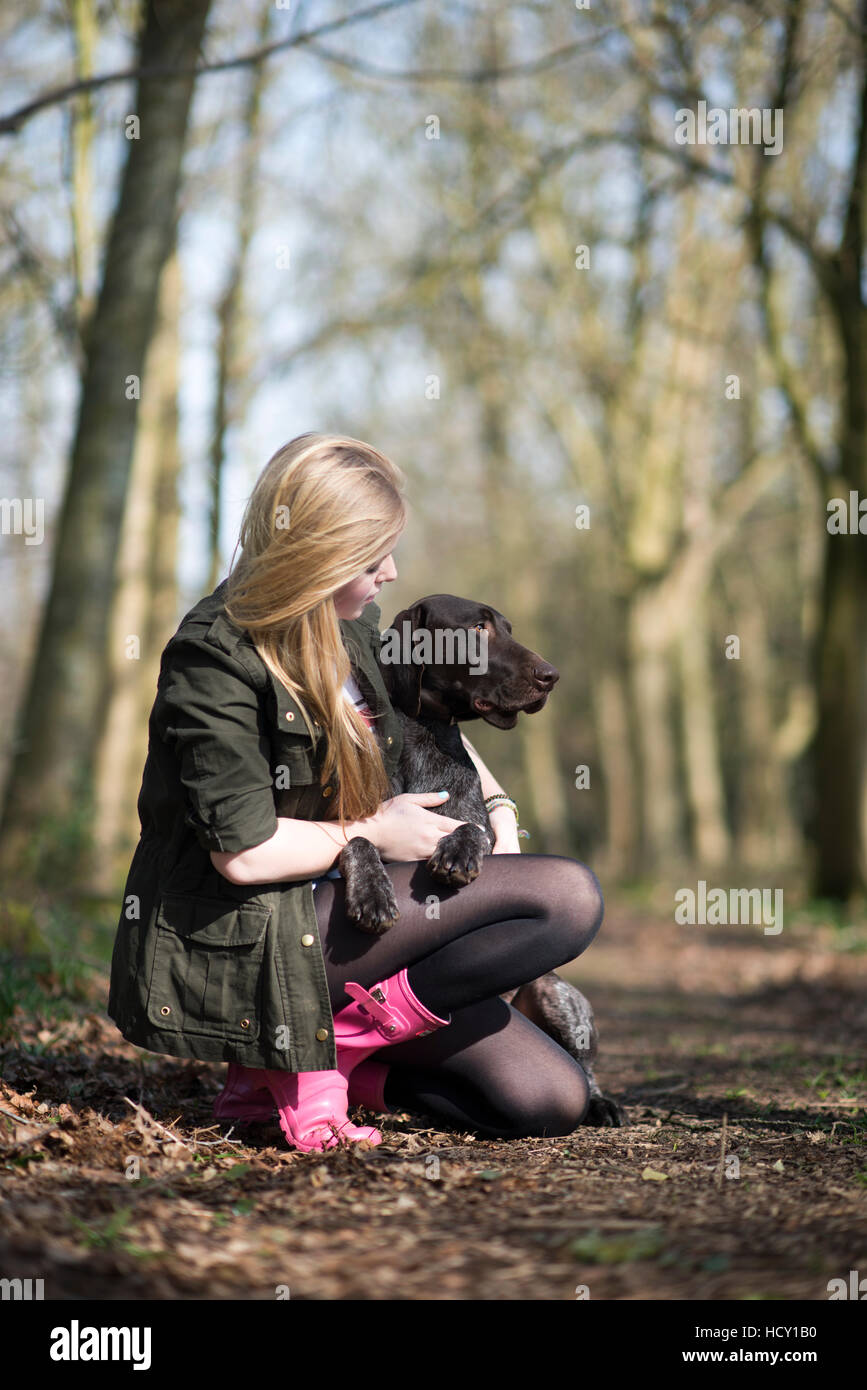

{"left": 1, "top": 904, "right": 866, "bottom": 1300}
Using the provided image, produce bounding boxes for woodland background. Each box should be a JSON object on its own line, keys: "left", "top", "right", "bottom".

{"left": 1, "top": 0, "right": 866, "bottom": 964}
{"left": 0, "top": 0, "right": 866, "bottom": 1310}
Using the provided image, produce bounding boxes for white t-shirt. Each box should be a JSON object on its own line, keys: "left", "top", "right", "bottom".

{"left": 342, "top": 670, "right": 370, "bottom": 719}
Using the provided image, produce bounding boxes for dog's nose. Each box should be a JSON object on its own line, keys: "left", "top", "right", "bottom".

{"left": 532, "top": 662, "right": 559, "bottom": 690}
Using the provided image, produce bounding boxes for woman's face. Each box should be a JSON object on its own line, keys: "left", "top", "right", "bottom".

{"left": 333, "top": 550, "right": 398, "bottom": 619}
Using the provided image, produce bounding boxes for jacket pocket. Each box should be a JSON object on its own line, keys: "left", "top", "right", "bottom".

{"left": 272, "top": 733, "right": 317, "bottom": 787}
{"left": 146, "top": 892, "right": 271, "bottom": 1042}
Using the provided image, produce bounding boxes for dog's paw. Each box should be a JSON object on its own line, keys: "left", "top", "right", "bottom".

{"left": 344, "top": 875, "right": 400, "bottom": 936}
{"left": 583, "top": 1093, "right": 627, "bottom": 1128}
{"left": 427, "top": 824, "right": 488, "bottom": 886}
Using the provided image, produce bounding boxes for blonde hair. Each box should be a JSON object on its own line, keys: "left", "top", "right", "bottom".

{"left": 224, "top": 432, "right": 408, "bottom": 824}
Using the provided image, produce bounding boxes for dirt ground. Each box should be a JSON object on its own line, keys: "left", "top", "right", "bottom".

{"left": 1, "top": 901, "right": 866, "bottom": 1301}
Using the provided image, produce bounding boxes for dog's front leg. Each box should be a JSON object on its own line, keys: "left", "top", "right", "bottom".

{"left": 427, "top": 820, "right": 493, "bottom": 886}
{"left": 337, "top": 837, "right": 400, "bottom": 936}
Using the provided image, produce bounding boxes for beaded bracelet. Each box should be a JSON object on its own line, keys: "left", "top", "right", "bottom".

{"left": 484, "top": 793, "right": 530, "bottom": 839}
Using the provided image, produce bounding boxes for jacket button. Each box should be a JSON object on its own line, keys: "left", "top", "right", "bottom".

{"left": 240, "top": 1018, "right": 250, "bottom": 1029}
{"left": 322, "top": 786, "right": 333, "bottom": 798}
{"left": 315, "top": 1028, "right": 329, "bottom": 1042}
{"left": 301, "top": 934, "right": 314, "bottom": 947}
{"left": 285, "top": 711, "right": 294, "bottom": 721}
{"left": 386, "top": 736, "right": 393, "bottom": 746}
{"left": 160, "top": 1005, "right": 170, "bottom": 1016}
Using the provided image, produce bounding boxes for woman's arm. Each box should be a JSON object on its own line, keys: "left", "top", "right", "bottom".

{"left": 460, "top": 732, "right": 522, "bottom": 854}
{"left": 212, "top": 792, "right": 472, "bottom": 885}
{"left": 211, "top": 816, "right": 373, "bottom": 885}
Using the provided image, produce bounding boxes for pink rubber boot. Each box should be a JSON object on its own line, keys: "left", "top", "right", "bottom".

{"left": 348, "top": 1057, "right": 392, "bottom": 1114}
{"left": 256, "top": 1067, "right": 382, "bottom": 1152}
{"left": 213, "top": 1063, "right": 272, "bottom": 1123}
{"left": 214, "top": 1058, "right": 393, "bottom": 1122}
{"left": 213, "top": 969, "right": 447, "bottom": 1149}
{"left": 214, "top": 1061, "right": 381, "bottom": 1151}
{"left": 334, "top": 968, "right": 450, "bottom": 1087}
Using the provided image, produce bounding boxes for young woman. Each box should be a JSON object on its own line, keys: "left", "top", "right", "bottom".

{"left": 107, "top": 433, "right": 605, "bottom": 1153}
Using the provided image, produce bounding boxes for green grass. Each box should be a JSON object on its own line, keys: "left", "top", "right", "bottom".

{"left": 0, "top": 889, "right": 118, "bottom": 1040}
{"left": 806, "top": 1059, "right": 867, "bottom": 1094}
{"left": 65, "top": 1206, "right": 160, "bottom": 1261}
{"left": 0, "top": 950, "right": 94, "bottom": 1039}
{"left": 570, "top": 1225, "right": 666, "bottom": 1264}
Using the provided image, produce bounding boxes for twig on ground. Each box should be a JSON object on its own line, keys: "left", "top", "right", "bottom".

{"left": 123, "top": 1096, "right": 192, "bottom": 1150}
{"left": 716, "top": 1112, "right": 728, "bottom": 1190}
{"left": 0, "top": 1102, "right": 64, "bottom": 1150}
{"left": 633, "top": 1082, "right": 690, "bottom": 1098}
{"left": 189, "top": 1128, "right": 249, "bottom": 1147}
{"left": 0, "top": 1102, "right": 51, "bottom": 1128}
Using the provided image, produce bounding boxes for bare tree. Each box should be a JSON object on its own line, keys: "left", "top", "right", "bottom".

{"left": 0, "top": 0, "right": 211, "bottom": 888}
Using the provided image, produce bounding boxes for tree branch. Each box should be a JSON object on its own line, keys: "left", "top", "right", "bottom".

{"left": 837, "top": 0, "right": 867, "bottom": 301}
{"left": 300, "top": 29, "right": 616, "bottom": 84}
{"left": 469, "top": 128, "right": 830, "bottom": 287}
{"left": 826, "top": 0, "right": 867, "bottom": 38}
{"left": 741, "top": 1, "right": 830, "bottom": 486}
{"left": 0, "top": 0, "right": 421, "bottom": 137}
{"left": 0, "top": 207, "right": 78, "bottom": 349}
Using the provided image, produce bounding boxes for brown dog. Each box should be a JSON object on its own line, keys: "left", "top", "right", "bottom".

{"left": 337, "top": 595, "right": 626, "bottom": 1127}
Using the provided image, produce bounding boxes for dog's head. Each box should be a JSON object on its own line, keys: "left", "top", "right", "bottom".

{"left": 378, "top": 595, "right": 559, "bottom": 729}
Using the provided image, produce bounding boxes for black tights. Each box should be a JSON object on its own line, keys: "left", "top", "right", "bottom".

{"left": 310, "top": 854, "right": 604, "bottom": 1139}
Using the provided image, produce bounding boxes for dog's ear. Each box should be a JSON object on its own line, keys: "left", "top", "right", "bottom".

{"left": 379, "top": 601, "right": 429, "bottom": 716}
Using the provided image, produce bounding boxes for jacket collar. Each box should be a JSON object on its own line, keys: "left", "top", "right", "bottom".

{"left": 191, "top": 580, "right": 387, "bottom": 733}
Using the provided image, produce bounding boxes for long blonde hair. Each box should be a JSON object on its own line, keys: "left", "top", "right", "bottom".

{"left": 224, "top": 432, "right": 407, "bottom": 824}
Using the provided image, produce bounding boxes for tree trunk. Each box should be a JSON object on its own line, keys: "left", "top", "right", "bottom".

{"left": 90, "top": 250, "right": 181, "bottom": 891}
{"left": 729, "top": 568, "right": 801, "bottom": 870}
{"left": 591, "top": 663, "right": 640, "bottom": 880}
{"left": 629, "top": 587, "right": 685, "bottom": 868}
{"left": 206, "top": 6, "right": 271, "bottom": 593}
{"left": 812, "top": 528, "right": 867, "bottom": 897}
{"left": 69, "top": 0, "right": 99, "bottom": 332}
{"left": 0, "top": 0, "right": 211, "bottom": 889}
{"left": 812, "top": 140, "right": 867, "bottom": 898}
{"left": 677, "top": 594, "right": 731, "bottom": 869}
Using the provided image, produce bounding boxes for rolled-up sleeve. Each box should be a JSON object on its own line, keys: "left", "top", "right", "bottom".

{"left": 157, "top": 639, "right": 279, "bottom": 855}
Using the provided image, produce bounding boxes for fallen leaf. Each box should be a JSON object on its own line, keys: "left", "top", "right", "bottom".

{"left": 642, "top": 1167, "right": 668, "bottom": 1182}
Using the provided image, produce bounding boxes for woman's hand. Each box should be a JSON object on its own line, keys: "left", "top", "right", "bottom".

{"left": 363, "top": 791, "right": 472, "bottom": 863}
{"left": 488, "top": 803, "right": 522, "bottom": 854}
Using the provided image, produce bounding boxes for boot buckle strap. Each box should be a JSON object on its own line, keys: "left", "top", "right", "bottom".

{"left": 344, "top": 980, "right": 395, "bottom": 1028}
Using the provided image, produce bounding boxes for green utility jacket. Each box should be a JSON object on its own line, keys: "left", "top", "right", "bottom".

{"left": 107, "top": 579, "right": 404, "bottom": 1072}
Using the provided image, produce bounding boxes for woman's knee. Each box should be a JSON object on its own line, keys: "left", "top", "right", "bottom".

{"left": 536, "top": 857, "right": 604, "bottom": 958}
{"left": 497, "top": 1059, "right": 591, "bottom": 1138}
{"left": 563, "top": 857, "right": 604, "bottom": 921}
